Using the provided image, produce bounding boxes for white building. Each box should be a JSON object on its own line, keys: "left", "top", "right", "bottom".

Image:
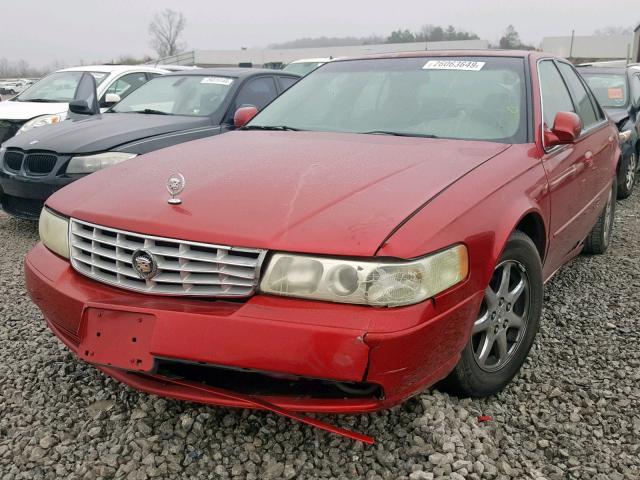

{"left": 151, "top": 40, "right": 490, "bottom": 68}
{"left": 541, "top": 34, "right": 635, "bottom": 61}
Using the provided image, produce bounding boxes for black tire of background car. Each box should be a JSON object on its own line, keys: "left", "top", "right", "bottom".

{"left": 439, "top": 231, "right": 543, "bottom": 398}
{"left": 584, "top": 178, "right": 617, "bottom": 255}
{"left": 616, "top": 153, "right": 636, "bottom": 199}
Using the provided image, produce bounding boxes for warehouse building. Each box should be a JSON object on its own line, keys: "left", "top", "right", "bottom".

{"left": 541, "top": 33, "right": 636, "bottom": 63}
{"left": 150, "top": 39, "right": 490, "bottom": 69}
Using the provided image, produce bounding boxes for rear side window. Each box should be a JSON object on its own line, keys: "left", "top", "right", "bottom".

{"left": 556, "top": 62, "right": 600, "bottom": 128}
{"left": 538, "top": 60, "right": 575, "bottom": 129}
{"left": 277, "top": 76, "right": 299, "bottom": 92}
{"left": 234, "top": 77, "right": 278, "bottom": 111}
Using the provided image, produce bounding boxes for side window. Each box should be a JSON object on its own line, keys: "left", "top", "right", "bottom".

{"left": 277, "top": 76, "right": 299, "bottom": 92}
{"left": 538, "top": 60, "right": 575, "bottom": 129}
{"left": 632, "top": 74, "right": 640, "bottom": 106}
{"left": 556, "top": 62, "right": 599, "bottom": 128}
{"left": 234, "top": 77, "right": 278, "bottom": 111}
{"left": 103, "top": 72, "right": 149, "bottom": 102}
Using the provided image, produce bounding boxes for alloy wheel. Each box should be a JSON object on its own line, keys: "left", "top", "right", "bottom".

{"left": 472, "top": 260, "right": 530, "bottom": 372}
{"left": 625, "top": 153, "right": 637, "bottom": 191}
{"left": 603, "top": 186, "right": 613, "bottom": 245}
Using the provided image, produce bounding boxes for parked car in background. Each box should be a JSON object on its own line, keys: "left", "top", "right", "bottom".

{"left": 577, "top": 64, "right": 640, "bottom": 198}
{"left": 0, "top": 68, "right": 300, "bottom": 219}
{"left": 0, "top": 65, "right": 167, "bottom": 145}
{"left": 25, "top": 50, "right": 620, "bottom": 431}
{"left": 283, "top": 58, "right": 332, "bottom": 76}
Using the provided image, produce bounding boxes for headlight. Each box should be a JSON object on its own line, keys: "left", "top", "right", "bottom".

{"left": 259, "top": 244, "right": 468, "bottom": 307}
{"left": 66, "top": 152, "right": 137, "bottom": 174}
{"left": 17, "top": 113, "right": 66, "bottom": 134}
{"left": 39, "top": 208, "right": 70, "bottom": 259}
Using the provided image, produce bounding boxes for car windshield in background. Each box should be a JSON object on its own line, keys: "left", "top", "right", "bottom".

{"left": 16, "top": 71, "right": 108, "bottom": 103}
{"left": 580, "top": 73, "right": 628, "bottom": 108}
{"left": 111, "top": 75, "right": 235, "bottom": 116}
{"left": 252, "top": 57, "right": 527, "bottom": 143}
{"left": 283, "top": 62, "right": 325, "bottom": 76}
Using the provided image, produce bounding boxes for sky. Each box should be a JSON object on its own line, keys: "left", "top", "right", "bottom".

{"left": 2, "top": 0, "right": 639, "bottom": 67}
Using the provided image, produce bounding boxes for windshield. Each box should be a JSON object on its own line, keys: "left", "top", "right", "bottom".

{"left": 111, "top": 75, "right": 235, "bottom": 116}
{"left": 283, "top": 62, "right": 325, "bottom": 76}
{"left": 252, "top": 57, "right": 527, "bottom": 143}
{"left": 16, "top": 71, "right": 109, "bottom": 102}
{"left": 580, "top": 73, "right": 628, "bottom": 108}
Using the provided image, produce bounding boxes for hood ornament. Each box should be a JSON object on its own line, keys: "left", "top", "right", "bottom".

{"left": 166, "top": 173, "right": 186, "bottom": 205}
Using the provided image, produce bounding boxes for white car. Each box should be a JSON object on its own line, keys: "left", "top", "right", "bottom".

{"left": 282, "top": 58, "right": 332, "bottom": 76}
{"left": 0, "top": 65, "right": 167, "bottom": 144}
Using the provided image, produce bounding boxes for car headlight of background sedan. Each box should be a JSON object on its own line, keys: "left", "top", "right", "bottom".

{"left": 39, "top": 208, "right": 69, "bottom": 259}
{"left": 259, "top": 245, "right": 468, "bottom": 307}
{"left": 66, "top": 152, "right": 137, "bottom": 174}
{"left": 17, "top": 113, "right": 66, "bottom": 134}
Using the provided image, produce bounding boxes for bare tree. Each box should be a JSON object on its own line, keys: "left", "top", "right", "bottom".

{"left": 593, "top": 26, "right": 633, "bottom": 36}
{"left": 149, "top": 9, "right": 187, "bottom": 58}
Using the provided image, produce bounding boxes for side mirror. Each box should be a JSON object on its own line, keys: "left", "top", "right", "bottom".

{"left": 234, "top": 106, "right": 258, "bottom": 128}
{"left": 544, "top": 111, "right": 582, "bottom": 147}
{"left": 68, "top": 100, "right": 94, "bottom": 115}
{"left": 103, "top": 93, "right": 121, "bottom": 107}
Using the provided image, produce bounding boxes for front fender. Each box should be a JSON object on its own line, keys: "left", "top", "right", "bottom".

{"left": 376, "top": 144, "right": 549, "bottom": 311}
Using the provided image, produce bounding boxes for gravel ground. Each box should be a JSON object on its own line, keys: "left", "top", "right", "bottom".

{"left": 0, "top": 193, "right": 639, "bottom": 480}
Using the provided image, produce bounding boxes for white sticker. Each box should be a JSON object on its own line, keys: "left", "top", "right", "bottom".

{"left": 423, "top": 60, "right": 485, "bottom": 71}
{"left": 200, "top": 77, "right": 234, "bottom": 85}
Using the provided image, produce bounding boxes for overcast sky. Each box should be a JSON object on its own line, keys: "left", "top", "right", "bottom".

{"left": 2, "top": 0, "right": 639, "bottom": 67}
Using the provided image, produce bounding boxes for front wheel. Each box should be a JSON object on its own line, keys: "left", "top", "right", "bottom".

{"left": 617, "top": 152, "right": 637, "bottom": 199}
{"left": 440, "top": 231, "right": 543, "bottom": 397}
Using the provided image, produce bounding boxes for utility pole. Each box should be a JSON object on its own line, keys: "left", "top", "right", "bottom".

{"left": 569, "top": 30, "right": 575, "bottom": 61}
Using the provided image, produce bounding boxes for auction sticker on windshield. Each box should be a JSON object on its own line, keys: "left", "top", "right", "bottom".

{"left": 201, "top": 77, "right": 234, "bottom": 85}
{"left": 423, "top": 60, "right": 485, "bottom": 71}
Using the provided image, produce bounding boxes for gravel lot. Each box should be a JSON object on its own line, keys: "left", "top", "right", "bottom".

{"left": 0, "top": 193, "right": 639, "bottom": 480}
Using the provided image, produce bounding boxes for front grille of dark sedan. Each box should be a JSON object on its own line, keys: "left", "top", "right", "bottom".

{"left": 25, "top": 153, "right": 58, "bottom": 174}
{"left": 3, "top": 150, "right": 24, "bottom": 171}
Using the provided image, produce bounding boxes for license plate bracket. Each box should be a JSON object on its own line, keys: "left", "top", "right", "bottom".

{"left": 79, "top": 308, "right": 155, "bottom": 372}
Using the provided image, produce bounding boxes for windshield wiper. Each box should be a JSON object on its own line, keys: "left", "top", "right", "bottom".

{"left": 18, "top": 98, "right": 62, "bottom": 103}
{"left": 362, "top": 130, "right": 439, "bottom": 138}
{"left": 240, "top": 125, "right": 301, "bottom": 131}
{"left": 128, "top": 109, "right": 170, "bottom": 115}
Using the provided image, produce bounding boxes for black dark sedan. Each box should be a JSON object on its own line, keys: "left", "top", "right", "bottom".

{"left": 577, "top": 65, "right": 640, "bottom": 198}
{"left": 0, "top": 68, "right": 300, "bottom": 219}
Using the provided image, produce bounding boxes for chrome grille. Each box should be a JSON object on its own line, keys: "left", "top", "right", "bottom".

{"left": 69, "top": 219, "right": 266, "bottom": 297}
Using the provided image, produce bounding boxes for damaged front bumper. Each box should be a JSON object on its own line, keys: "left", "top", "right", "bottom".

{"left": 25, "top": 242, "right": 482, "bottom": 439}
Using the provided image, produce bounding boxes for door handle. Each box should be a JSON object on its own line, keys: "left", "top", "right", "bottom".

{"left": 585, "top": 150, "right": 594, "bottom": 167}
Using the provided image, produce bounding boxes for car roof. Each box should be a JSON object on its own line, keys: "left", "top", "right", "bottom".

{"left": 58, "top": 65, "right": 167, "bottom": 74}
{"left": 162, "top": 67, "right": 301, "bottom": 78}
{"left": 576, "top": 66, "right": 629, "bottom": 74}
{"left": 330, "top": 49, "right": 558, "bottom": 63}
{"left": 289, "top": 58, "right": 332, "bottom": 64}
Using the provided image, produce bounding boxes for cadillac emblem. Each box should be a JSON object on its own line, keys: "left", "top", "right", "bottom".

{"left": 131, "top": 250, "right": 158, "bottom": 280}
{"left": 166, "top": 173, "right": 186, "bottom": 205}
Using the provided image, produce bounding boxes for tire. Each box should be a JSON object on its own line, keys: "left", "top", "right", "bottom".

{"left": 439, "top": 231, "right": 543, "bottom": 398}
{"left": 616, "top": 152, "right": 637, "bottom": 199}
{"left": 583, "top": 178, "right": 616, "bottom": 255}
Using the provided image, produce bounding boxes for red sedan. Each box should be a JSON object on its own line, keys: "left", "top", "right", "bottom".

{"left": 26, "top": 51, "right": 618, "bottom": 434}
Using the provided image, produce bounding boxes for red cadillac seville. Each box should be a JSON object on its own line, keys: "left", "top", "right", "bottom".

{"left": 26, "top": 51, "right": 619, "bottom": 417}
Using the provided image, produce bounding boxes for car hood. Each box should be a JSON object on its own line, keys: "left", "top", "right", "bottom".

{"left": 604, "top": 107, "right": 629, "bottom": 125}
{"left": 48, "top": 131, "right": 510, "bottom": 257}
{"left": 3, "top": 113, "right": 212, "bottom": 154}
{"left": 0, "top": 100, "right": 68, "bottom": 121}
